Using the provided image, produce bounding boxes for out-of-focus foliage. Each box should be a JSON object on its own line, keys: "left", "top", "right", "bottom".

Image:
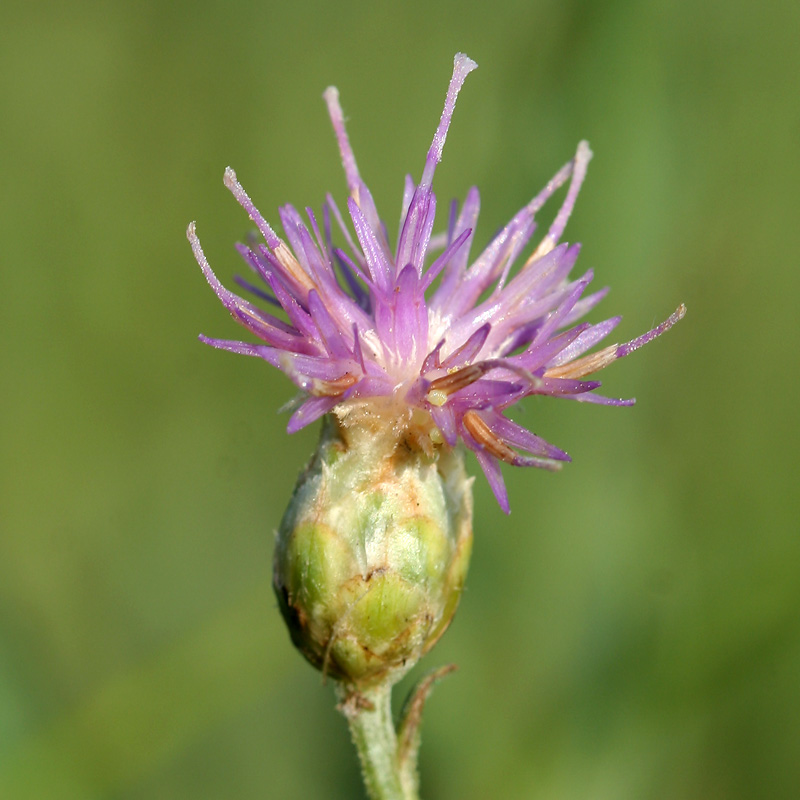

{"left": 1, "top": 1, "right": 798, "bottom": 797}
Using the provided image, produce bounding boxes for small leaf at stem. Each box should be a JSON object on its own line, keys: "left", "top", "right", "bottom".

{"left": 397, "top": 664, "right": 458, "bottom": 772}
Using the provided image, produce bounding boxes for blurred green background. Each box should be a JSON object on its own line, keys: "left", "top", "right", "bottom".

{"left": 2, "top": 0, "right": 798, "bottom": 797}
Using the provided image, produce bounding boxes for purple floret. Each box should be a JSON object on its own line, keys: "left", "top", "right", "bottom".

{"left": 189, "top": 53, "right": 684, "bottom": 512}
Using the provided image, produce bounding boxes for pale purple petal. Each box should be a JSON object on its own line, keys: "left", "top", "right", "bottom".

{"left": 399, "top": 175, "right": 416, "bottom": 228}
{"left": 571, "top": 392, "right": 636, "bottom": 406}
{"left": 532, "top": 376, "right": 602, "bottom": 396}
{"left": 348, "top": 197, "right": 394, "bottom": 292}
{"left": 396, "top": 186, "right": 437, "bottom": 274}
{"left": 485, "top": 413, "right": 570, "bottom": 462}
{"left": 198, "top": 335, "right": 271, "bottom": 358}
{"left": 548, "top": 318, "right": 621, "bottom": 365}
{"left": 288, "top": 395, "right": 342, "bottom": 433}
{"left": 441, "top": 323, "right": 490, "bottom": 368}
{"left": 421, "top": 227, "right": 473, "bottom": 292}
{"left": 261, "top": 271, "right": 318, "bottom": 341}
{"left": 391, "top": 264, "right": 427, "bottom": 362}
{"left": 531, "top": 271, "right": 594, "bottom": 346}
{"left": 473, "top": 449, "right": 509, "bottom": 514}
{"left": 559, "top": 286, "right": 610, "bottom": 327}
{"left": 430, "top": 405, "right": 457, "bottom": 445}
{"left": 232, "top": 273, "right": 280, "bottom": 307}
{"left": 431, "top": 186, "right": 480, "bottom": 309}
{"left": 325, "top": 193, "right": 363, "bottom": 265}
{"left": 306, "top": 290, "right": 352, "bottom": 360}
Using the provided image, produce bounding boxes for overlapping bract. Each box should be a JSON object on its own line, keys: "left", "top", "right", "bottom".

{"left": 189, "top": 53, "right": 684, "bottom": 511}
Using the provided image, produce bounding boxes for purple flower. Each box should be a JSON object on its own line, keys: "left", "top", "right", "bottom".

{"left": 189, "top": 53, "right": 684, "bottom": 512}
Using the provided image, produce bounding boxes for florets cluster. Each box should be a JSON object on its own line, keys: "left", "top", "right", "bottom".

{"left": 189, "top": 53, "right": 683, "bottom": 512}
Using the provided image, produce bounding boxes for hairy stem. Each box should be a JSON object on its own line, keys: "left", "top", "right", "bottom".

{"left": 338, "top": 683, "right": 418, "bottom": 800}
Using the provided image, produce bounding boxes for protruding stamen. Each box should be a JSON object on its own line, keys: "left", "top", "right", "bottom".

{"left": 188, "top": 221, "right": 227, "bottom": 297}
{"left": 223, "top": 168, "right": 282, "bottom": 250}
{"left": 273, "top": 242, "right": 317, "bottom": 295}
{"left": 545, "top": 304, "right": 687, "bottom": 379}
{"left": 544, "top": 344, "right": 619, "bottom": 380}
{"left": 615, "top": 304, "right": 686, "bottom": 358}
{"left": 528, "top": 141, "right": 593, "bottom": 262}
{"left": 189, "top": 223, "right": 299, "bottom": 343}
{"left": 525, "top": 160, "right": 574, "bottom": 217}
{"left": 420, "top": 53, "right": 478, "bottom": 188}
{"left": 323, "top": 86, "right": 362, "bottom": 204}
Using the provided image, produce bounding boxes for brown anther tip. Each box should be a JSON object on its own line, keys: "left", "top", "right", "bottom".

{"left": 314, "top": 372, "right": 359, "bottom": 397}
{"left": 462, "top": 410, "right": 518, "bottom": 464}
{"left": 428, "top": 364, "right": 486, "bottom": 396}
{"left": 544, "top": 343, "right": 618, "bottom": 380}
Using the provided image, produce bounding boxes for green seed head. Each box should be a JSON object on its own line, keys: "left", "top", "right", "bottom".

{"left": 274, "top": 412, "right": 473, "bottom": 688}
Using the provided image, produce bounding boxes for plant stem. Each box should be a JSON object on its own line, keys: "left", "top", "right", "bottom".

{"left": 338, "top": 683, "right": 418, "bottom": 800}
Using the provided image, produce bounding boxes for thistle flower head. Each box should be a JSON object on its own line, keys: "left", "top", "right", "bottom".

{"left": 189, "top": 53, "right": 684, "bottom": 512}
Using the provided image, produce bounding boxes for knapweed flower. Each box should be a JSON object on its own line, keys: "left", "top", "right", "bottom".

{"left": 189, "top": 54, "right": 683, "bottom": 686}
{"left": 189, "top": 53, "right": 683, "bottom": 513}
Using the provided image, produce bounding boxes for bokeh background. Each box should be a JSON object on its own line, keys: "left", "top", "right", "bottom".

{"left": 2, "top": 0, "right": 798, "bottom": 797}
